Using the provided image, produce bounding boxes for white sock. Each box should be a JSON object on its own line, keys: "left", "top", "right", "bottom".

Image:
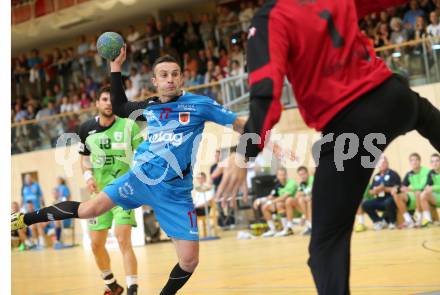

{"left": 38, "top": 236, "right": 45, "bottom": 246}
{"left": 356, "top": 215, "right": 365, "bottom": 225}
{"left": 306, "top": 220, "right": 312, "bottom": 228}
{"left": 267, "top": 220, "right": 276, "bottom": 231}
{"left": 281, "top": 217, "right": 287, "bottom": 228}
{"left": 423, "top": 210, "right": 432, "bottom": 222}
{"left": 101, "top": 270, "right": 113, "bottom": 279}
{"left": 416, "top": 212, "right": 423, "bottom": 223}
{"left": 286, "top": 221, "right": 293, "bottom": 229}
{"left": 403, "top": 212, "right": 413, "bottom": 223}
{"left": 126, "top": 275, "right": 138, "bottom": 287}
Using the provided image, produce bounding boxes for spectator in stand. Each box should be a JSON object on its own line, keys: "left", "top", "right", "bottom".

{"left": 53, "top": 83, "right": 64, "bottom": 104}
{"left": 139, "top": 63, "right": 153, "bottom": 91}
{"left": 239, "top": 1, "right": 255, "bottom": 32}
{"left": 377, "top": 10, "right": 390, "bottom": 28}
{"left": 27, "top": 49, "right": 43, "bottom": 95}
{"left": 204, "top": 60, "right": 216, "bottom": 85}
{"left": 36, "top": 100, "right": 57, "bottom": 120}
{"left": 42, "top": 88, "right": 54, "bottom": 108}
{"left": 183, "top": 52, "right": 198, "bottom": 73}
{"left": 217, "top": 6, "right": 238, "bottom": 50}
{"left": 374, "top": 23, "right": 391, "bottom": 48}
{"left": 213, "top": 64, "right": 225, "bottom": 81}
{"left": 161, "top": 36, "right": 181, "bottom": 64}
{"left": 126, "top": 24, "right": 142, "bottom": 62}
{"left": 80, "top": 92, "right": 91, "bottom": 109}
{"left": 197, "top": 49, "right": 208, "bottom": 76}
{"left": 206, "top": 39, "right": 219, "bottom": 58}
{"left": 218, "top": 48, "right": 229, "bottom": 72}
{"left": 60, "top": 96, "right": 73, "bottom": 113}
{"left": 403, "top": 0, "right": 426, "bottom": 29}
{"left": 42, "top": 53, "right": 56, "bottom": 89}
{"left": 390, "top": 17, "right": 408, "bottom": 44}
{"left": 229, "top": 59, "right": 244, "bottom": 78}
{"left": 205, "top": 48, "right": 219, "bottom": 65}
{"left": 420, "top": 0, "right": 436, "bottom": 15}
{"left": 26, "top": 104, "right": 37, "bottom": 120}
{"left": 427, "top": 11, "right": 440, "bottom": 36}
{"left": 14, "top": 103, "right": 28, "bottom": 123}
{"left": 124, "top": 78, "right": 138, "bottom": 101}
{"left": 182, "top": 13, "right": 201, "bottom": 52}
{"left": 77, "top": 35, "right": 91, "bottom": 76}
{"left": 199, "top": 13, "right": 215, "bottom": 49}
{"left": 85, "top": 76, "right": 99, "bottom": 98}
{"left": 129, "top": 67, "right": 142, "bottom": 95}
{"left": 71, "top": 93, "right": 81, "bottom": 112}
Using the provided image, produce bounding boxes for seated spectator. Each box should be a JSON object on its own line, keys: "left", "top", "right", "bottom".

{"left": 390, "top": 17, "right": 408, "bottom": 45}
{"left": 277, "top": 166, "right": 314, "bottom": 237}
{"left": 403, "top": 0, "right": 426, "bottom": 29}
{"left": 53, "top": 83, "right": 64, "bottom": 104}
{"left": 238, "top": 1, "right": 255, "bottom": 31}
{"left": 14, "top": 103, "right": 28, "bottom": 123}
{"left": 420, "top": 153, "right": 440, "bottom": 226}
{"left": 130, "top": 67, "right": 142, "bottom": 94}
{"left": 362, "top": 156, "right": 400, "bottom": 230}
{"left": 193, "top": 172, "right": 214, "bottom": 216}
{"left": 60, "top": 96, "right": 73, "bottom": 113}
{"left": 125, "top": 78, "right": 139, "bottom": 101}
{"left": 139, "top": 63, "right": 153, "bottom": 91}
{"left": 374, "top": 23, "right": 391, "bottom": 48}
{"left": 42, "top": 88, "right": 54, "bottom": 108}
{"left": 71, "top": 94, "right": 81, "bottom": 112}
{"left": 394, "top": 153, "right": 430, "bottom": 228}
{"left": 257, "top": 167, "right": 297, "bottom": 238}
{"left": 80, "top": 92, "right": 91, "bottom": 109}
{"left": 427, "top": 11, "right": 440, "bottom": 36}
{"left": 85, "top": 76, "right": 99, "bottom": 98}
{"left": 354, "top": 186, "right": 375, "bottom": 233}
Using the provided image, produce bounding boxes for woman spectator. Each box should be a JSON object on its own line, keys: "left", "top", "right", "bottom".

{"left": 59, "top": 96, "right": 73, "bottom": 113}
{"left": 79, "top": 92, "right": 91, "bottom": 109}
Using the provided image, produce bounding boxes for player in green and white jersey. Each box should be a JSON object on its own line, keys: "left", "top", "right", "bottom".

{"left": 420, "top": 153, "right": 440, "bottom": 226}
{"left": 78, "top": 86, "right": 143, "bottom": 295}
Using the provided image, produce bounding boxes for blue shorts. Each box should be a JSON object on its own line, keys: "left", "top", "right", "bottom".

{"left": 103, "top": 166, "right": 199, "bottom": 241}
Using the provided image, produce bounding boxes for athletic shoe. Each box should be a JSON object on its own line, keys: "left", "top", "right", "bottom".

{"left": 11, "top": 213, "right": 26, "bottom": 231}
{"left": 421, "top": 219, "right": 433, "bottom": 228}
{"left": 127, "top": 284, "right": 138, "bottom": 295}
{"left": 354, "top": 223, "right": 367, "bottom": 233}
{"left": 103, "top": 284, "right": 124, "bottom": 295}
{"left": 53, "top": 241, "right": 67, "bottom": 250}
{"left": 398, "top": 221, "right": 415, "bottom": 229}
{"left": 388, "top": 223, "right": 396, "bottom": 230}
{"left": 262, "top": 230, "right": 277, "bottom": 237}
{"left": 275, "top": 228, "right": 293, "bottom": 237}
{"left": 301, "top": 226, "right": 312, "bottom": 236}
{"left": 18, "top": 243, "right": 26, "bottom": 252}
{"left": 373, "top": 222, "right": 385, "bottom": 231}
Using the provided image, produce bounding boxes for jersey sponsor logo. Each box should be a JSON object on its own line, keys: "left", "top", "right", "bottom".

{"left": 118, "top": 182, "right": 134, "bottom": 199}
{"left": 148, "top": 131, "right": 183, "bottom": 146}
{"left": 177, "top": 104, "right": 196, "bottom": 111}
{"left": 114, "top": 131, "right": 123, "bottom": 142}
{"left": 111, "top": 142, "right": 128, "bottom": 150}
{"left": 179, "top": 112, "right": 190, "bottom": 125}
{"left": 159, "top": 107, "right": 172, "bottom": 120}
{"left": 248, "top": 27, "right": 256, "bottom": 39}
{"left": 384, "top": 175, "right": 390, "bottom": 181}
{"left": 189, "top": 230, "right": 199, "bottom": 235}
{"left": 88, "top": 130, "right": 97, "bottom": 135}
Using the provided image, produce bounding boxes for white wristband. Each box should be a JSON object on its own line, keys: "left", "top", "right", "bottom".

{"left": 83, "top": 170, "right": 93, "bottom": 182}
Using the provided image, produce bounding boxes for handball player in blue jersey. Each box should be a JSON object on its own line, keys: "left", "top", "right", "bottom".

{"left": 12, "top": 47, "right": 245, "bottom": 294}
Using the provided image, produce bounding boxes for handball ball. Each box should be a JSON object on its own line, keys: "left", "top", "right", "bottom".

{"left": 96, "top": 32, "right": 124, "bottom": 60}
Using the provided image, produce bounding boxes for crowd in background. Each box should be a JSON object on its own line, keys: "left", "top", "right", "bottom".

{"left": 10, "top": 0, "right": 440, "bottom": 154}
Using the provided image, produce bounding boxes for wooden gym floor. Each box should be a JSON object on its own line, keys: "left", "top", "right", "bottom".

{"left": 12, "top": 226, "right": 440, "bottom": 295}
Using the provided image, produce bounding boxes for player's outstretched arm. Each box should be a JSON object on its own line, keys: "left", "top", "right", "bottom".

{"left": 109, "top": 45, "right": 151, "bottom": 120}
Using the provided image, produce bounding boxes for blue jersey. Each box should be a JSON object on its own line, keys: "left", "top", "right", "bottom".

{"left": 22, "top": 182, "right": 43, "bottom": 210}
{"left": 133, "top": 92, "right": 237, "bottom": 184}
{"left": 56, "top": 184, "right": 70, "bottom": 202}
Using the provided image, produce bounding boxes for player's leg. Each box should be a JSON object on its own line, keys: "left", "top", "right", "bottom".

{"left": 277, "top": 197, "right": 299, "bottom": 236}
{"left": 308, "top": 140, "right": 375, "bottom": 295}
{"left": 114, "top": 207, "right": 138, "bottom": 295}
{"left": 354, "top": 205, "right": 367, "bottom": 232}
{"left": 89, "top": 210, "right": 124, "bottom": 295}
{"left": 262, "top": 202, "right": 278, "bottom": 237}
{"left": 412, "top": 92, "right": 440, "bottom": 151}
{"left": 160, "top": 239, "right": 199, "bottom": 295}
{"left": 420, "top": 190, "right": 440, "bottom": 226}
{"left": 383, "top": 196, "right": 397, "bottom": 229}
{"left": 12, "top": 192, "right": 115, "bottom": 230}
{"left": 302, "top": 196, "right": 313, "bottom": 235}
{"left": 361, "top": 198, "right": 386, "bottom": 230}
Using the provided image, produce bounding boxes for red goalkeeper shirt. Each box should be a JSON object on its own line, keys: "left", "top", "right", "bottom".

{"left": 242, "top": 0, "right": 408, "bottom": 158}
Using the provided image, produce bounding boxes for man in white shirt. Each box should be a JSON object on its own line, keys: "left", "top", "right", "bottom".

{"left": 427, "top": 11, "right": 440, "bottom": 36}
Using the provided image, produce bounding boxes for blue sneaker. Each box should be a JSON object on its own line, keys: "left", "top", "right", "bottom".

{"left": 53, "top": 242, "right": 65, "bottom": 250}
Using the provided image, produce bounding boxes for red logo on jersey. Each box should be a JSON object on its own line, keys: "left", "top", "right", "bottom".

{"left": 179, "top": 112, "right": 190, "bottom": 125}
{"left": 159, "top": 108, "right": 172, "bottom": 120}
